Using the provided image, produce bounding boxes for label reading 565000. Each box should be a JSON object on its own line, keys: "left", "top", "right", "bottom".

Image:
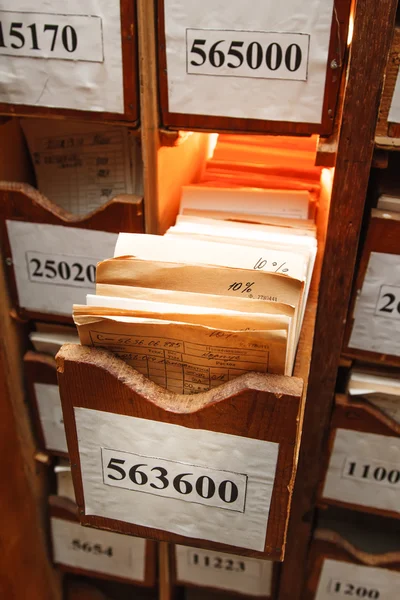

{"left": 102, "top": 448, "right": 247, "bottom": 512}
{"left": 186, "top": 29, "right": 309, "bottom": 81}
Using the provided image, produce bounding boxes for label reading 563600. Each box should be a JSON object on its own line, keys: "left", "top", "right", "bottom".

{"left": 102, "top": 448, "right": 247, "bottom": 513}
{"left": 186, "top": 29, "right": 309, "bottom": 81}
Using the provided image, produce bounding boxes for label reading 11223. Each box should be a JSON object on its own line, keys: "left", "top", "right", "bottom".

{"left": 102, "top": 448, "right": 247, "bottom": 513}
{"left": 0, "top": 10, "right": 103, "bottom": 62}
{"left": 188, "top": 549, "right": 261, "bottom": 577}
{"left": 186, "top": 29, "right": 309, "bottom": 81}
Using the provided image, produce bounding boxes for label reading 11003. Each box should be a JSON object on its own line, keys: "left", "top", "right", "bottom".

{"left": 102, "top": 448, "right": 247, "bottom": 512}
{"left": 26, "top": 251, "right": 97, "bottom": 289}
{"left": 186, "top": 29, "right": 310, "bottom": 81}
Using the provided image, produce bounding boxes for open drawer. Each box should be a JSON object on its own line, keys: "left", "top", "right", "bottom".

{"left": 56, "top": 344, "right": 303, "bottom": 561}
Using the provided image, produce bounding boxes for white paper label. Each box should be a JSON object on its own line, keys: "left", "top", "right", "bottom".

{"left": 349, "top": 252, "right": 400, "bottom": 357}
{"left": 322, "top": 429, "right": 400, "bottom": 513}
{"left": 75, "top": 408, "right": 279, "bottom": 551}
{"left": 164, "top": 0, "right": 334, "bottom": 123}
{"left": 102, "top": 448, "right": 247, "bottom": 512}
{"left": 34, "top": 382, "right": 67, "bottom": 454}
{"left": 0, "top": 11, "right": 103, "bottom": 62}
{"left": 176, "top": 545, "right": 273, "bottom": 596}
{"left": 186, "top": 30, "right": 309, "bottom": 81}
{"left": 315, "top": 559, "right": 400, "bottom": 600}
{"left": 0, "top": 1, "right": 124, "bottom": 113}
{"left": 51, "top": 517, "right": 146, "bottom": 581}
{"left": 6, "top": 221, "right": 117, "bottom": 316}
{"left": 388, "top": 70, "right": 400, "bottom": 124}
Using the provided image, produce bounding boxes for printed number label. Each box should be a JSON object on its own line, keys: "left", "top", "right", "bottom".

{"left": 186, "top": 29, "right": 309, "bottom": 81}
{"left": 72, "top": 539, "right": 113, "bottom": 557}
{"left": 188, "top": 549, "right": 260, "bottom": 577}
{"left": 102, "top": 448, "right": 247, "bottom": 512}
{"left": 375, "top": 285, "right": 400, "bottom": 320}
{"left": 329, "top": 579, "right": 380, "bottom": 598}
{"left": 26, "top": 251, "right": 97, "bottom": 288}
{"left": 342, "top": 457, "right": 400, "bottom": 488}
{"left": 0, "top": 11, "right": 103, "bottom": 62}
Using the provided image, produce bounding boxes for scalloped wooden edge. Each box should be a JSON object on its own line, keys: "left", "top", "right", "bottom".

{"left": 56, "top": 344, "right": 303, "bottom": 414}
{"left": 336, "top": 393, "right": 400, "bottom": 436}
{"left": 0, "top": 181, "right": 142, "bottom": 223}
{"left": 49, "top": 494, "right": 79, "bottom": 518}
{"left": 315, "top": 529, "right": 400, "bottom": 567}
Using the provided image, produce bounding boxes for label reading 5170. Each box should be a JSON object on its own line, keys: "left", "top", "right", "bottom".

{"left": 186, "top": 29, "right": 309, "bottom": 81}
{"left": 0, "top": 11, "right": 103, "bottom": 62}
{"left": 102, "top": 448, "right": 247, "bottom": 513}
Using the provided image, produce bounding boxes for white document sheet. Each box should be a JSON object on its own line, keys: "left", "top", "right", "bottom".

{"left": 179, "top": 187, "right": 310, "bottom": 219}
{"left": 164, "top": 0, "right": 335, "bottom": 123}
{"left": 322, "top": 429, "right": 400, "bottom": 513}
{"left": 6, "top": 220, "right": 118, "bottom": 316}
{"left": 35, "top": 383, "right": 67, "bottom": 454}
{"left": 0, "top": 1, "right": 124, "bottom": 113}
{"left": 51, "top": 517, "right": 146, "bottom": 581}
{"left": 21, "top": 119, "right": 142, "bottom": 215}
{"left": 75, "top": 408, "right": 279, "bottom": 552}
{"left": 349, "top": 252, "right": 400, "bottom": 357}
{"left": 315, "top": 559, "right": 400, "bottom": 600}
{"left": 114, "top": 234, "right": 307, "bottom": 281}
{"left": 175, "top": 545, "right": 273, "bottom": 596}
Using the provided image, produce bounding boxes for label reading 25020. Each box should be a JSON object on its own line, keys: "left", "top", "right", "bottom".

{"left": 186, "top": 29, "right": 309, "bottom": 81}
{"left": 26, "top": 251, "right": 97, "bottom": 288}
{"left": 102, "top": 448, "right": 247, "bottom": 513}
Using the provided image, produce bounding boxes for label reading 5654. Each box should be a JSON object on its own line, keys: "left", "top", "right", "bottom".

{"left": 102, "top": 448, "right": 247, "bottom": 513}
{"left": 186, "top": 29, "right": 309, "bottom": 81}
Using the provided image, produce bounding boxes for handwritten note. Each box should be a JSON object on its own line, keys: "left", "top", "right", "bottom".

{"left": 21, "top": 119, "right": 142, "bottom": 215}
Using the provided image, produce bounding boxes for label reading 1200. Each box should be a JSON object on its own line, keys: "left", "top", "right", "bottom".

{"left": 329, "top": 579, "right": 380, "bottom": 598}
{"left": 186, "top": 29, "right": 309, "bottom": 81}
{"left": 102, "top": 448, "right": 247, "bottom": 512}
{"left": 26, "top": 251, "right": 97, "bottom": 288}
{"left": 0, "top": 11, "right": 103, "bottom": 62}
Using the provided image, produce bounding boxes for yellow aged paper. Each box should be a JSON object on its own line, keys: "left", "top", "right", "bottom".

{"left": 74, "top": 314, "right": 288, "bottom": 393}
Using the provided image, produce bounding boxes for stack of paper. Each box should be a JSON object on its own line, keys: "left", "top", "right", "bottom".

{"left": 73, "top": 222, "right": 316, "bottom": 393}
{"left": 180, "top": 133, "right": 321, "bottom": 224}
{"left": 348, "top": 367, "right": 400, "bottom": 424}
{"left": 72, "top": 133, "right": 319, "bottom": 394}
